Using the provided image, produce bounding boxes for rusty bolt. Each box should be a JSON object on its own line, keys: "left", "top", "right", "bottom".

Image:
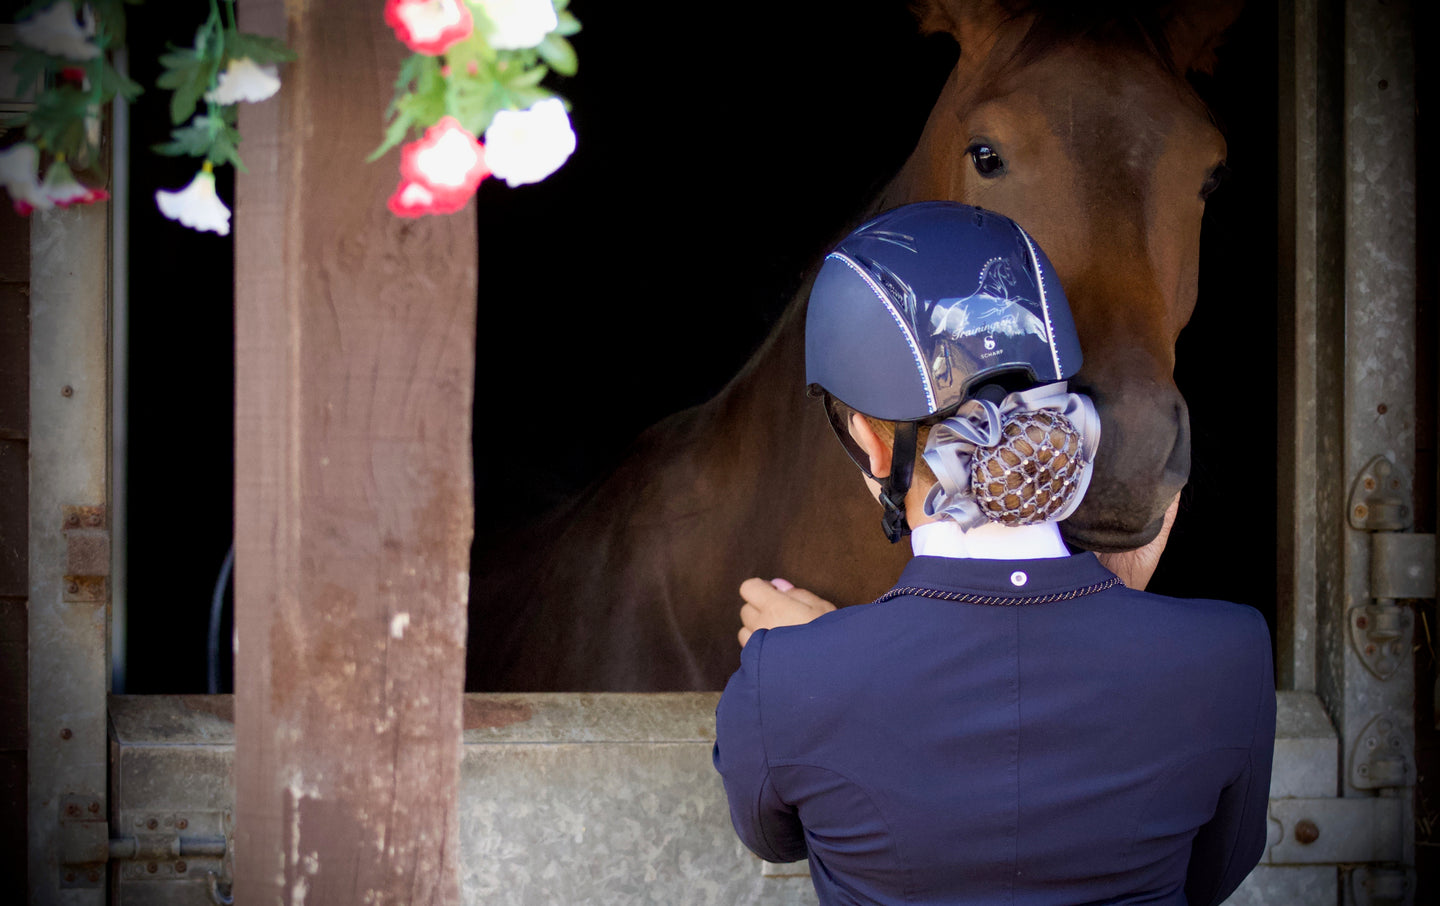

{"left": 60, "top": 727, "right": 72, "bottom": 740}
{"left": 86, "top": 512, "right": 101, "bottom": 526}
{"left": 1354, "top": 504, "right": 1369, "bottom": 520}
{"left": 66, "top": 581, "right": 80, "bottom": 594}
{"left": 65, "top": 513, "right": 80, "bottom": 527}
{"left": 1379, "top": 79, "right": 1389, "bottom": 90}
{"left": 1363, "top": 477, "right": 1376, "bottom": 490}
{"left": 1365, "top": 644, "right": 1377, "bottom": 656}
{"left": 175, "top": 861, "right": 187, "bottom": 873}
{"left": 65, "top": 803, "right": 81, "bottom": 817}
{"left": 147, "top": 817, "right": 158, "bottom": 830}
{"left": 1357, "top": 615, "right": 1369, "bottom": 629}
{"left": 1295, "top": 819, "right": 1320, "bottom": 844}
{"left": 146, "top": 862, "right": 157, "bottom": 874}
{"left": 88, "top": 801, "right": 100, "bottom": 814}
{"left": 87, "top": 869, "right": 99, "bottom": 883}
{"left": 1376, "top": 402, "right": 1388, "bottom": 414}
{"left": 61, "top": 385, "right": 73, "bottom": 397}
{"left": 177, "top": 817, "right": 188, "bottom": 830}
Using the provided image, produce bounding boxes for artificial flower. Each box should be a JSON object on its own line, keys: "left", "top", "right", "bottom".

{"left": 0, "top": 143, "right": 54, "bottom": 214}
{"left": 475, "top": 0, "right": 558, "bottom": 50}
{"left": 41, "top": 158, "right": 108, "bottom": 207}
{"left": 387, "top": 179, "right": 470, "bottom": 217}
{"left": 384, "top": 0, "right": 473, "bottom": 56}
{"left": 16, "top": 2, "right": 100, "bottom": 61}
{"left": 155, "top": 163, "right": 231, "bottom": 235}
{"left": 399, "top": 116, "right": 490, "bottom": 207}
{"left": 205, "top": 57, "right": 282, "bottom": 105}
{"left": 483, "top": 98, "right": 575, "bottom": 187}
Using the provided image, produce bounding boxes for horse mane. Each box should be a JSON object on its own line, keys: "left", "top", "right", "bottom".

{"left": 1001, "top": 1, "right": 1184, "bottom": 77}
{"left": 914, "top": 0, "right": 1243, "bottom": 78}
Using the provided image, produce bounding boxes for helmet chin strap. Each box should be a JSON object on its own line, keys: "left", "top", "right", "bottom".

{"left": 878, "top": 422, "right": 917, "bottom": 544}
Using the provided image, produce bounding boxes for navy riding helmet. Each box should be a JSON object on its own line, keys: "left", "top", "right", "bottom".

{"left": 805, "top": 201, "right": 1085, "bottom": 541}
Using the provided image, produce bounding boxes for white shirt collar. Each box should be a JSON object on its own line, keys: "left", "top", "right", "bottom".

{"left": 909, "top": 519, "right": 1070, "bottom": 560}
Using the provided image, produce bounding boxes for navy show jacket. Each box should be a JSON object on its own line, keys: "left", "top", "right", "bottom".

{"left": 713, "top": 553, "right": 1276, "bottom": 906}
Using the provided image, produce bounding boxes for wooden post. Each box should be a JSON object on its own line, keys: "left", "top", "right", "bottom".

{"left": 233, "top": 2, "right": 475, "bottom": 903}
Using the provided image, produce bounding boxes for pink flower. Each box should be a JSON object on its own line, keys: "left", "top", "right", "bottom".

{"left": 0, "top": 143, "right": 52, "bottom": 215}
{"left": 385, "top": 0, "right": 474, "bottom": 55}
{"left": 387, "top": 179, "right": 471, "bottom": 217}
{"left": 397, "top": 116, "right": 489, "bottom": 211}
{"left": 41, "top": 159, "right": 108, "bottom": 207}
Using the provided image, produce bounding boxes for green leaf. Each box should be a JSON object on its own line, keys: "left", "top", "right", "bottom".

{"left": 99, "top": 59, "right": 143, "bottom": 103}
{"left": 226, "top": 31, "right": 297, "bottom": 65}
{"left": 157, "top": 47, "right": 214, "bottom": 125}
{"left": 535, "top": 35, "right": 577, "bottom": 76}
{"left": 554, "top": 11, "right": 582, "bottom": 38}
{"left": 153, "top": 117, "right": 218, "bottom": 158}
{"left": 501, "top": 63, "right": 549, "bottom": 90}
{"left": 7, "top": 48, "right": 55, "bottom": 100}
{"left": 368, "top": 110, "right": 415, "bottom": 162}
{"left": 24, "top": 86, "right": 93, "bottom": 159}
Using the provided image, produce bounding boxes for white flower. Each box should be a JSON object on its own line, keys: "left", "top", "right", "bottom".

{"left": 0, "top": 143, "right": 54, "bottom": 214}
{"left": 476, "top": 0, "right": 558, "bottom": 50}
{"left": 205, "top": 57, "right": 283, "bottom": 105}
{"left": 483, "top": 98, "right": 576, "bottom": 187}
{"left": 155, "top": 165, "right": 231, "bottom": 235}
{"left": 16, "top": 2, "right": 100, "bottom": 61}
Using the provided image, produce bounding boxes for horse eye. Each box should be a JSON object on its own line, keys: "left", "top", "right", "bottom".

{"left": 968, "top": 144, "right": 1006, "bottom": 178}
{"left": 1200, "top": 162, "right": 1230, "bottom": 200}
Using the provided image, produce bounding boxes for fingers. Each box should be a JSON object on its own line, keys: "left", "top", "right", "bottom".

{"left": 738, "top": 626, "right": 752, "bottom": 648}
{"left": 784, "top": 587, "right": 837, "bottom": 614}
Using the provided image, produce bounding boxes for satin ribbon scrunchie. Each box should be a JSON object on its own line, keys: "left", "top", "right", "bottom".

{"left": 921, "top": 382, "right": 1101, "bottom": 530}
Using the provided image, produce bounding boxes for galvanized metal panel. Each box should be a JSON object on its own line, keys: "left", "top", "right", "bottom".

{"left": 1334, "top": 0, "right": 1417, "bottom": 873}
{"left": 118, "top": 694, "right": 1343, "bottom": 905}
{"left": 28, "top": 204, "right": 111, "bottom": 904}
{"left": 1272, "top": 691, "right": 1340, "bottom": 799}
{"left": 1226, "top": 866, "right": 1339, "bottom": 905}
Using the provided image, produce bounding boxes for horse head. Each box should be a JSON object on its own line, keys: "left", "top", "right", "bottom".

{"left": 882, "top": 0, "right": 1245, "bottom": 550}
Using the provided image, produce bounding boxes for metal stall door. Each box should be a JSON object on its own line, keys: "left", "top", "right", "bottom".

{"left": 1232, "top": 0, "right": 1430, "bottom": 903}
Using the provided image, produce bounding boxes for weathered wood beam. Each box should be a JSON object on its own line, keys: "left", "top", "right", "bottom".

{"left": 234, "top": 2, "right": 475, "bottom": 903}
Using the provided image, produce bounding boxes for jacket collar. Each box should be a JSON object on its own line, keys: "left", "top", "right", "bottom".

{"left": 895, "top": 551, "right": 1118, "bottom": 598}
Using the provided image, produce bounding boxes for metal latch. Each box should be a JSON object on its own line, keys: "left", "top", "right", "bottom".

{"left": 60, "top": 803, "right": 231, "bottom": 888}
{"left": 1266, "top": 796, "right": 1403, "bottom": 864}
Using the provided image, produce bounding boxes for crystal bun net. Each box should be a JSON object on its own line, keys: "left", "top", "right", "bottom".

{"left": 921, "top": 382, "right": 1100, "bottom": 530}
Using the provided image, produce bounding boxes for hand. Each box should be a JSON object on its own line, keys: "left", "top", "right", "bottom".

{"left": 1094, "top": 491, "right": 1181, "bottom": 590}
{"left": 737, "top": 577, "right": 838, "bottom": 648}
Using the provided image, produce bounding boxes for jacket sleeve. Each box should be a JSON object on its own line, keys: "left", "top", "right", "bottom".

{"left": 712, "top": 630, "right": 808, "bottom": 864}
{"left": 1184, "top": 609, "right": 1277, "bottom": 906}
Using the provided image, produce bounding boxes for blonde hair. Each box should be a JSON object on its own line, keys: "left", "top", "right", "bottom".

{"left": 826, "top": 396, "right": 938, "bottom": 488}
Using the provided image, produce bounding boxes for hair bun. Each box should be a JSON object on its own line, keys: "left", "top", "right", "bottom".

{"left": 970, "top": 409, "right": 1088, "bottom": 526}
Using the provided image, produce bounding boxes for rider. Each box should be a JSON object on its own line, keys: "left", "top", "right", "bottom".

{"left": 712, "top": 202, "right": 1275, "bottom": 906}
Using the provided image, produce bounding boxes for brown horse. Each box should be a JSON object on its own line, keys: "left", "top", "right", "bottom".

{"left": 467, "top": 0, "right": 1245, "bottom": 691}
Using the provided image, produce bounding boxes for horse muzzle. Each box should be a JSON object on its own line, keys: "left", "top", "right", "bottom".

{"left": 1059, "top": 376, "right": 1190, "bottom": 552}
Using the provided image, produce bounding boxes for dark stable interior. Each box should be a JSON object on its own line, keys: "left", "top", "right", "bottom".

{"left": 124, "top": 2, "right": 1279, "bottom": 694}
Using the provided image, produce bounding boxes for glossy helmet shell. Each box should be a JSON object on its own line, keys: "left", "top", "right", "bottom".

{"left": 805, "top": 201, "right": 1083, "bottom": 421}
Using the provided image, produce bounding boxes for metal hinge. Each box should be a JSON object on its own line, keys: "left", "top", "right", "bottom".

{"left": 62, "top": 504, "right": 109, "bottom": 603}
{"left": 1346, "top": 456, "right": 1434, "bottom": 680}
{"left": 60, "top": 801, "right": 231, "bottom": 887}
